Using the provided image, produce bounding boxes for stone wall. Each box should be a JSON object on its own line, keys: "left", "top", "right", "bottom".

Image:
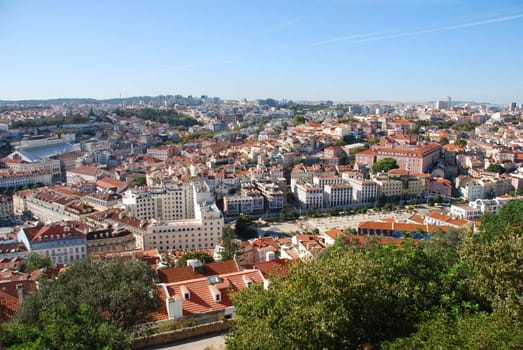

{"left": 132, "top": 321, "right": 232, "bottom": 349}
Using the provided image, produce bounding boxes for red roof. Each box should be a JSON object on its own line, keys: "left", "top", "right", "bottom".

{"left": 164, "top": 270, "right": 265, "bottom": 316}
{"left": 243, "top": 259, "right": 291, "bottom": 278}
{"left": 158, "top": 260, "right": 239, "bottom": 284}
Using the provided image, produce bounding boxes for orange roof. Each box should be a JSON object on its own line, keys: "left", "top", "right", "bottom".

{"left": 243, "top": 259, "right": 291, "bottom": 278}
{"left": 158, "top": 260, "right": 239, "bottom": 284}
{"left": 96, "top": 177, "right": 127, "bottom": 190}
{"left": 408, "top": 214, "right": 425, "bottom": 224}
{"left": 357, "top": 149, "right": 377, "bottom": 156}
{"left": 165, "top": 270, "right": 264, "bottom": 315}
{"left": 324, "top": 228, "right": 346, "bottom": 240}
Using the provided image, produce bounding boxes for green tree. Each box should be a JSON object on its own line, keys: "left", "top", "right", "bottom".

{"left": 487, "top": 163, "right": 505, "bottom": 174}
{"left": 1, "top": 304, "right": 130, "bottom": 350}
{"left": 14, "top": 258, "right": 158, "bottom": 331}
{"left": 227, "top": 242, "right": 459, "bottom": 349}
{"left": 439, "top": 137, "right": 449, "bottom": 146}
{"left": 22, "top": 252, "right": 52, "bottom": 273}
{"left": 292, "top": 115, "right": 306, "bottom": 126}
{"left": 133, "top": 175, "right": 147, "bottom": 185}
{"left": 175, "top": 251, "right": 214, "bottom": 267}
{"left": 220, "top": 225, "right": 240, "bottom": 261}
{"left": 371, "top": 157, "right": 399, "bottom": 174}
{"left": 235, "top": 214, "right": 257, "bottom": 239}
{"left": 454, "top": 138, "right": 467, "bottom": 148}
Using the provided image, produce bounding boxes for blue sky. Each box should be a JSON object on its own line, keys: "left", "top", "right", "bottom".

{"left": 1, "top": 0, "right": 522, "bottom": 104}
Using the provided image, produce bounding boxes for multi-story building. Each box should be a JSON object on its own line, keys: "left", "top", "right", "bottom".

{"left": 1, "top": 158, "right": 61, "bottom": 185}
{"left": 255, "top": 180, "right": 284, "bottom": 213}
{"left": 312, "top": 175, "right": 344, "bottom": 190}
{"left": 458, "top": 176, "right": 512, "bottom": 201}
{"left": 356, "top": 142, "right": 442, "bottom": 174}
{"left": 86, "top": 226, "right": 136, "bottom": 254}
{"left": 294, "top": 183, "right": 323, "bottom": 209}
{"left": 324, "top": 184, "right": 353, "bottom": 208}
{"left": 89, "top": 182, "right": 224, "bottom": 252}
{"left": 0, "top": 169, "right": 53, "bottom": 189}
{"left": 0, "top": 195, "right": 14, "bottom": 221}
{"left": 25, "top": 190, "right": 75, "bottom": 222}
{"left": 17, "top": 221, "right": 87, "bottom": 265}
{"left": 84, "top": 192, "right": 122, "bottom": 211}
{"left": 223, "top": 193, "right": 264, "bottom": 217}
{"left": 143, "top": 200, "right": 223, "bottom": 252}
{"left": 373, "top": 172, "right": 426, "bottom": 200}
{"left": 427, "top": 177, "right": 452, "bottom": 197}
{"left": 344, "top": 177, "right": 378, "bottom": 204}
{"left": 122, "top": 182, "right": 191, "bottom": 221}
{"left": 147, "top": 145, "right": 178, "bottom": 161}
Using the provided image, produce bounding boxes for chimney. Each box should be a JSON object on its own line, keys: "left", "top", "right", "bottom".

{"left": 16, "top": 283, "right": 24, "bottom": 305}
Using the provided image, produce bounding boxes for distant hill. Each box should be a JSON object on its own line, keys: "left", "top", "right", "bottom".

{"left": 0, "top": 96, "right": 174, "bottom": 106}
{"left": 0, "top": 96, "right": 497, "bottom": 107}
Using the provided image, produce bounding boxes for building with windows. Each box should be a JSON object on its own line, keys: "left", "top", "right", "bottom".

{"left": 294, "top": 183, "right": 324, "bottom": 209}
{"left": 356, "top": 142, "right": 442, "bottom": 174}
{"left": 17, "top": 221, "right": 87, "bottom": 265}
{"left": 88, "top": 182, "right": 224, "bottom": 252}
{"left": 324, "top": 184, "right": 353, "bottom": 208}
{"left": 343, "top": 177, "right": 378, "bottom": 204}
{"left": 86, "top": 226, "right": 136, "bottom": 254}
{"left": 122, "top": 182, "right": 192, "bottom": 221}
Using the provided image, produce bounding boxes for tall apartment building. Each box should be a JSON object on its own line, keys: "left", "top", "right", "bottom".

{"left": 324, "top": 184, "right": 353, "bottom": 208}
{"left": 122, "top": 182, "right": 192, "bottom": 221}
{"left": 373, "top": 173, "right": 426, "bottom": 200}
{"left": 96, "top": 182, "right": 224, "bottom": 252}
{"left": 344, "top": 177, "right": 378, "bottom": 204}
{"left": 295, "top": 183, "right": 324, "bottom": 209}
{"left": 224, "top": 185, "right": 265, "bottom": 217}
{"left": 255, "top": 180, "right": 284, "bottom": 212}
{"left": 0, "top": 195, "right": 14, "bottom": 221}
{"left": 312, "top": 175, "right": 344, "bottom": 190}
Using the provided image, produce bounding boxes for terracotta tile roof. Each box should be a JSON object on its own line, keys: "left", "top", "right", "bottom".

{"left": 164, "top": 269, "right": 265, "bottom": 316}
{"left": 68, "top": 165, "right": 100, "bottom": 177}
{"left": 324, "top": 228, "right": 346, "bottom": 240}
{"left": 243, "top": 259, "right": 291, "bottom": 278}
{"left": 146, "top": 286, "right": 168, "bottom": 322}
{"left": 408, "top": 214, "right": 425, "bottom": 224}
{"left": 357, "top": 149, "right": 377, "bottom": 156}
{"left": 158, "top": 260, "right": 239, "bottom": 284}
{"left": 96, "top": 177, "right": 127, "bottom": 190}
{"left": 21, "top": 222, "right": 86, "bottom": 243}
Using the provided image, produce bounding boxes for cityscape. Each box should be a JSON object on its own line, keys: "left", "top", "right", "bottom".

{"left": 0, "top": 0, "right": 522, "bottom": 349}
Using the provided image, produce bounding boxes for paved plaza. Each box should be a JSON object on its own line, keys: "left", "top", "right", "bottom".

{"left": 258, "top": 206, "right": 435, "bottom": 236}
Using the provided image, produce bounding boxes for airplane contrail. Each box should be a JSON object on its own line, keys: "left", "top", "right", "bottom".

{"left": 314, "top": 12, "right": 523, "bottom": 46}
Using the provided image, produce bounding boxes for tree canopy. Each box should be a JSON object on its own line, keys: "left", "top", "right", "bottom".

{"left": 487, "top": 163, "right": 505, "bottom": 174}
{"left": 1, "top": 258, "right": 159, "bottom": 349}
{"left": 114, "top": 107, "right": 201, "bottom": 127}
{"left": 21, "top": 252, "right": 52, "bottom": 273}
{"left": 371, "top": 157, "right": 399, "bottom": 174}
{"left": 175, "top": 251, "right": 214, "bottom": 267}
{"left": 219, "top": 225, "right": 241, "bottom": 262}
{"left": 292, "top": 115, "right": 306, "bottom": 126}
{"left": 226, "top": 200, "right": 523, "bottom": 349}
{"left": 454, "top": 138, "right": 467, "bottom": 148}
{"left": 235, "top": 214, "right": 258, "bottom": 239}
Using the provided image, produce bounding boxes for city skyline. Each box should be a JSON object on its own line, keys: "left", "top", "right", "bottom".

{"left": 1, "top": 0, "right": 522, "bottom": 104}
